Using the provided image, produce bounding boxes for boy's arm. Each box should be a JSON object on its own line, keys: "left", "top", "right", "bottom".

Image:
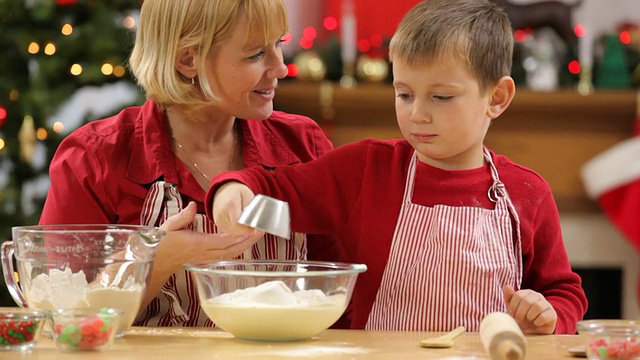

{"left": 523, "top": 192, "right": 588, "bottom": 334}
{"left": 205, "top": 141, "right": 369, "bottom": 236}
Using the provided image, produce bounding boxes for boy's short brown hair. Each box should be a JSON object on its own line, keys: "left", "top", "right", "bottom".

{"left": 389, "top": 0, "right": 513, "bottom": 91}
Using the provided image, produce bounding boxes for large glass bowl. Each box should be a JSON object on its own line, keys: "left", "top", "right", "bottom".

{"left": 185, "top": 260, "right": 367, "bottom": 341}
{"left": 578, "top": 320, "right": 640, "bottom": 360}
{"left": 2, "top": 225, "right": 163, "bottom": 337}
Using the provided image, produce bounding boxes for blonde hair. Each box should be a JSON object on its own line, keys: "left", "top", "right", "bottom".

{"left": 129, "top": 0, "right": 288, "bottom": 108}
{"left": 389, "top": 0, "right": 512, "bottom": 91}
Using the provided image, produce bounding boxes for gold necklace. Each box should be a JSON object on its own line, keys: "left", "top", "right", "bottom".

{"left": 171, "top": 124, "right": 239, "bottom": 182}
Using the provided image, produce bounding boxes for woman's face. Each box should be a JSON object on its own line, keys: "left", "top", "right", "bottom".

{"left": 204, "top": 14, "right": 288, "bottom": 120}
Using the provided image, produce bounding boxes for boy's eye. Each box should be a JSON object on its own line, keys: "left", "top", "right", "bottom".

{"left": 396, "top": 93, "right": 412, "bottom": 101}
{"left": 433, "top": 95, "right": 453, "bottom": 101}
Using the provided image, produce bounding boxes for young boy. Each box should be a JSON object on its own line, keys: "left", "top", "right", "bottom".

{"left": 206, "top": 0, "right": 587, "bottom": 334}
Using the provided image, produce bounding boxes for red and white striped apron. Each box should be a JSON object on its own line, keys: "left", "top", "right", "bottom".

{"left": 135, "top": 181, "right": 307, "bottom": 327}
{"left": 366, "top": 149, "right": 522, "bottom": 331}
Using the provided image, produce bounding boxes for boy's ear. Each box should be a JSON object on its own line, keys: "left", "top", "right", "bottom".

{"left": 175, "top": 46, "right": 199, "bottom": 80}
{"left": 486, "top": 76, "right": 516, "bottom": 120}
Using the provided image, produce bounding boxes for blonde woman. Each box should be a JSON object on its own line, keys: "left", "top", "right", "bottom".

{"left": 40, "top": 0, "right": 344, "bottom": 327}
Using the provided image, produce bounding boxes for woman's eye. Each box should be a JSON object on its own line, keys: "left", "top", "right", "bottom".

{"left": 280, "top": 33, "right": 292, "bottom": 45}
{"left": 249, "top": 50, "right": 265, "bottom": 60}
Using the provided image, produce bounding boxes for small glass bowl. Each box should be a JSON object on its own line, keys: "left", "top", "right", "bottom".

{"left": 578, "top": 320, "right": 640, "bottom": 360}
{"left": 0, "top": 308, "right": 46, "bottom": 351}
{"left": 48, "top": 308, "right": 122, "bottom": 352}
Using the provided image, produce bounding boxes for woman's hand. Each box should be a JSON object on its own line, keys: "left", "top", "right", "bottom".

{"left": 141, "top": 201, "right": 263, "bottom": 309}
{"left": 158, "top": 201, "right": 262, "bottom": 270}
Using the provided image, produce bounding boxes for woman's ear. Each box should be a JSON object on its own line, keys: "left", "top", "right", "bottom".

{"left": 175, "top": 46, "right": 199, "bottom": 80}
{"left": 486, "top": 76, "right": 516, "bottom": 120}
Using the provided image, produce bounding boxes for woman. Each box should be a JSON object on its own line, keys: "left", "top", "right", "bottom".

{"left": 39, "top": 0, "right": 344, "bottom": 327}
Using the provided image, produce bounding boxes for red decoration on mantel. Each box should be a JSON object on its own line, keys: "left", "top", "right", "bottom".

{"left": 0, "top": 106, "right": 7, "bottom": 127}
{"left": 324, "top": 0, "right": 421, "bottom": 51}
{"left": 55, "top": 0, "right": 77, "bottom": 6}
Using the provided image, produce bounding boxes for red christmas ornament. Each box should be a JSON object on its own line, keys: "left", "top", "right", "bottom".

{"left": 56, "top": 0, "right": 78, "bottom": 6}
{"left": 0, "top": 106, "right": 7, "bottom": 127}
{"left": 582, "top": 115, "right": 640, "bottom": 306}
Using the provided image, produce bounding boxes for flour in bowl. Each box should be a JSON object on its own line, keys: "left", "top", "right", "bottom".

{"left": 201, "top": 280, "right": 347, "bottom": 340}
{"left": 27, "top": 268, "right": 143, "bottom": 335}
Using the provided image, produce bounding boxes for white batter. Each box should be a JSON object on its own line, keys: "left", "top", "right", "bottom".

{"left": 84, "top": 286, "right": 143, "bottom": 335}
{"left": 201, "top": 280, "right": 347, "bottom": 340}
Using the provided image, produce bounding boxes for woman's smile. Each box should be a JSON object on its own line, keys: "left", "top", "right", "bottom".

{"left": 252, "top": 87, "right": 276, "bottom": 101}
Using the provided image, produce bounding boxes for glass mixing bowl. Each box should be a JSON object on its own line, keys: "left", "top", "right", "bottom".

{"left": 185, "top": 260, "right": 367, "bottom": 341}
{"left": 2, "top": 225, "right": 163, "bottom": 337}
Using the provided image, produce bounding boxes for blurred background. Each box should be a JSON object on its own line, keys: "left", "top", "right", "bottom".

{"left": 0, "top": 0, "right": 639, "bottom": 322}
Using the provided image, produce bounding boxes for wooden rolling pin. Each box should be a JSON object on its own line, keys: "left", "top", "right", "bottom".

{"left": 480, "top": 312, "right": 527, "bottom": 360}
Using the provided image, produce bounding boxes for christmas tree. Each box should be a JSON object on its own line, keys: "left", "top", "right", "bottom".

{"left": 0, "top": 0, "right": 143, "bottom": 305}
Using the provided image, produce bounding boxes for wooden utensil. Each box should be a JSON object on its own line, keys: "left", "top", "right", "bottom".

{"left": 568, "top": 345, "right": 586, "bottom": 357}
{"left": 420, "top": 326, "right": 466, "bottom": 348}
{"left": 480, "top": 312, "right": 527, "bottom": 360}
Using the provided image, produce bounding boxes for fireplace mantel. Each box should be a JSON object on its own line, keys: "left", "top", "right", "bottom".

{"left": 274, "top": 82, "right": 637, "bottom": 212}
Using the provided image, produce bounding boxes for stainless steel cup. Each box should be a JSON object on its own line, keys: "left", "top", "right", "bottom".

{"left": 238, "top": 195, "right": 291, "bottom": 239}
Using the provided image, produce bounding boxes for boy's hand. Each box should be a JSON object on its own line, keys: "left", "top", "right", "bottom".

{"left": 212, "top": 181, "right": 257, "bottom": 235}
{"left": 503, "top": 285, "right": 557, "bottom": 335}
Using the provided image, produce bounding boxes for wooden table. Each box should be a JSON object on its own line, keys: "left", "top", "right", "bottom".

{"left": 12, "top": 327, "right": 584, "bottom": 359}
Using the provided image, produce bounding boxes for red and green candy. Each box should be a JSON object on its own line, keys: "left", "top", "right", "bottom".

{"left": 0, "top": 318, "right": 39, "bottom": 345}
{"left": 589, "top": 337, "right": 640, "bottom": 359}
{"left": 55, "top": 308, "right": 115, "bottom": 350}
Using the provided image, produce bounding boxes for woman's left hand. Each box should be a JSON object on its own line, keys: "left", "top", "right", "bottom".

{"left": 140, "top": 202, "right": 263, "bottom": 309}
{"left": 158, "top": 202, "right": 264, "bottom": 270}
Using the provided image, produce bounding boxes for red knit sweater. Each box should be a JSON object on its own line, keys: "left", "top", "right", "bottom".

{"left": 207, "top": 138, "right": 588, "bottom": 333}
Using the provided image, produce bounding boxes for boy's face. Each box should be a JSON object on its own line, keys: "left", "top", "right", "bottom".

{"left": 392, "top": 57, "right": 493, "bottom": 170}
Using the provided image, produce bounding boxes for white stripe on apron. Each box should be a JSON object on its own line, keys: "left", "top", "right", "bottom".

{"left": 366, "top": 148, "right": 522, "bottom": 331}
{"left": 134, "top": 181, "right": 307, "bottom": 327}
